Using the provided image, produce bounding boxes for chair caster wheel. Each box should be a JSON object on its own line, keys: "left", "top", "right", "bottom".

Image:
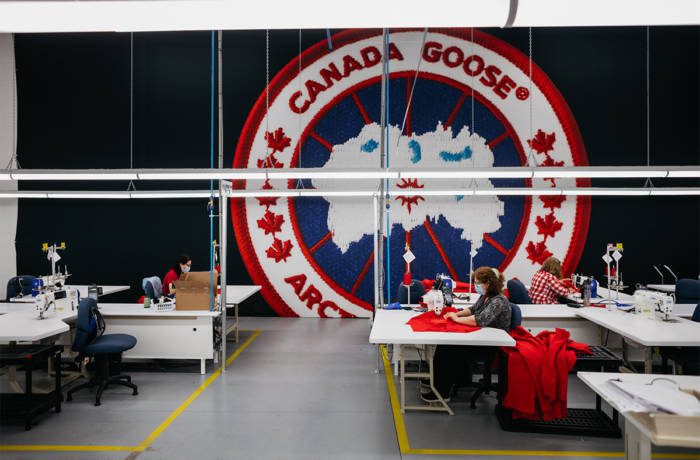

{"left": 94, "top": 401, "right": 101, "bottom": 406}
{"left": 133, "top": 390, "right": 138, "bottom": 396}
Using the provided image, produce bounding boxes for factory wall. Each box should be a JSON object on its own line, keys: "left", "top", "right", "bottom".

{"left": 11, "top": 27, "right": 700, "bottom": 315}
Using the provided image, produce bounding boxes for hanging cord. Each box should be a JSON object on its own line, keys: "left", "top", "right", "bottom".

{"left": 396, "top": 28, "right": 428, "bottom": 152}
{"left": 209, "top": 31, "right": 215, "bottom": 311}
{"left": 264, "top": 29, "right": 271, "bottom": 171}
{"left": 384, "top": 28, "right": 391, "bottom": 304}
{"left": 5, "top": 34, "right": 19, "bottom": 169}
{"left": 644, "top": 27, "right": 653, "bottom": 188}
{"left": 296, "top": 29, "right": 304, "bottom": 189}
{"left": 127, "top": 32, "right": 136, "bottom": 191}
{"left": 526, "top": 27, "right": 535, "bottom": 166}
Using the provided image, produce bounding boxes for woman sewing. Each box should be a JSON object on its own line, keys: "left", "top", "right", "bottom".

{"left": 162, "top": 254, "right": 192, "bottom": 296}
{"left": 528, "top": 256, "right": 575, "bottom": 304}
{"left": 421, "top": 266, "right": 511, "bottom": 403}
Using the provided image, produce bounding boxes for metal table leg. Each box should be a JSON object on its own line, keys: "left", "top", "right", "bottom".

{"left": 625, "top": 420, "right": 651, "bottom": 460}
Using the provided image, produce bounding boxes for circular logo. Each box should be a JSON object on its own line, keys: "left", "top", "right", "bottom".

{"left": 233, "top": 29, "right": 590, "bottom": 317}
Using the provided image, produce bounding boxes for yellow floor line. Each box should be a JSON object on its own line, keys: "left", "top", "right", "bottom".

{"left": 0, "top": 329, "right": 262, "bottom": 453}
{"left": 379, "top": 345, "right": 700, "bottom": 459}
{"left": 380, "top": 344, "right": 411, "bottom": 453}
{"left": 136, "top": 329, "right": 261, "bottom": 451}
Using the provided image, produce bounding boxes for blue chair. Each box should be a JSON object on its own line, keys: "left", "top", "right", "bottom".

{"left": 66, "top": 298, "right": 138, "bottom": 406}
{"left": 469, "top": 303, "right": 522, "bottom": 408}
{"left": 675, "top": 279, "right": 700, "bottom": 304}
{"left": 661, "top": 303, "right": 700, "bottom": 375}
{"left": 507, "top": 279, "right": 532, "bottom": 304}
{"left": 6, "top": 275, "right": 37, "bottom": 300}
{"left": 397, "top": 279, "right": 426, "bottom": 304}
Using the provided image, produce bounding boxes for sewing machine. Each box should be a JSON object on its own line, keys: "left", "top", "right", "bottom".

{"left": 633, "top": 289, "right": 675, "bottom": 321}
{"left": 34, "top": 242, "right": 79, "bottom": 319}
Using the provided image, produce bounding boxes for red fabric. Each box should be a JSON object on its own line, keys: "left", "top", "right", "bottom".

{"left": 529, "top": 270, "right": 570, "bottom": 304}
{"left": 162, "top": 268, "right": 178, "bottom": 295}
{"left": 502, "top": 326, "right": 591, "bottom": 421}
{"left": 406, "top": 307, "right": 481, "bottom": 333}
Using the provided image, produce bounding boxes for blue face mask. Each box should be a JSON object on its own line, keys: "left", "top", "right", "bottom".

{"left": 475, "top": 284, "right": 484, "bottom": 295}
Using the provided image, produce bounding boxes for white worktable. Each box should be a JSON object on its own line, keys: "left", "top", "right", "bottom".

{"left": 578, "top": 372, "right": 700, "bottom": 459}
{"left": 370, "top": 309, "right": 516, "bottom": 347}
{"left": 222, "top": 285, "right": 261, "bottom": 344}
{"left": 8, "top": 285, "right": 130, "bottom": 303}
{"left": 576, "top": 307, "right": 700, "bottom": 373}
{"left": 370, "top": 308, "right": 514, "bottom": 415}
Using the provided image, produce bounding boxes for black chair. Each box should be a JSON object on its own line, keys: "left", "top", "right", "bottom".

{"left": 6, "top": 275, "right": 37, "bottom": 301}
{"left": 507, "top": 279, "right": 532, "bottom": 304}
{"left": 67, "top": 298, "right": 138, "bottom": 406}
{"left": 397, "top": 279, "right": 426, "bottom": 304}
{"left": 675, "top": 279, "right": 700, "bottom": 304}
{"left": 661, "top": 303, "right": 700, "bottom": 375}
{"left": 469, "top": 303, "right": 522, "bottom": 408}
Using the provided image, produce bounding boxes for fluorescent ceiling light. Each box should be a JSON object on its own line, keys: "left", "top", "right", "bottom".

{"left": 296, "top": 190, "right": 375, "bottom": 197}
{"left": 389, "top": 190, "right": 476, "bottom": 197}
{"left": 649, "top": 189, "right": 700, "bottom": 196}
{"left": 137, "top": 171, "right": 267, "bottom": 180}
{"left": 131, "top": 191, "right": 214, "bottom": 199}
{"left": 562, "top": 188, "right": 650, "bottom": 196}
{"left": 0, "top": 192, "right": 49, "bottom": 198}
{"left": 474, "top": 188, "right": 561, "bottom": 196}
{"left": 11, "top": 171, "right": 138, "bottom": 180}
{"left": 666, "top": 168, "right": 700, "bottom": 178}
{"left": 267, "top": 171, "right": 397, "bottom": 180}
{"left": 533, "top": 167, "right": 668, "bottom": 179}
{"left": 46, "top": 192, "right": 130, "bottom": 199}
{"left": 400, "top": 169, "right": 532, "bottom": 179}
{"left": 0, "top": 173, "right": 12, "bottom": 181}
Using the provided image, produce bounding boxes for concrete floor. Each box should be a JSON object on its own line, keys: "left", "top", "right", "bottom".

{"left": 1, "top": 317, "right": 699, "bottom": 460}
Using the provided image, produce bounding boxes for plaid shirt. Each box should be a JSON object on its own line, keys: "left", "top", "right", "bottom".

{"left": 529, "top": 270, "right": 569, "bottom": 304}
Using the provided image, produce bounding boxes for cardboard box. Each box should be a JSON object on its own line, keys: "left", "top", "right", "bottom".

{"left": 174, "top": 271, "right": 217, "bottom": 310}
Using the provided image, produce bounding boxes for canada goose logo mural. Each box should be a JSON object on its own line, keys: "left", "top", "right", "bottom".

{"left": 232, "top": 29, "right": 590, "bottom": 317}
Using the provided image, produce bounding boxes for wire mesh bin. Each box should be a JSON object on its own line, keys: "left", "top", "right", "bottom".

{"left": 153, "top": 298, "right": 175, "bottom": 312}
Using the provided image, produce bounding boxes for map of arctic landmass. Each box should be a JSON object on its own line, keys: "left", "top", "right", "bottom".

{"left": 311, "top": 122, "right": 505, "bottom": 254}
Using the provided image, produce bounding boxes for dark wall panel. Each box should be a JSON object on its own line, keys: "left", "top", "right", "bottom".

{"left": 13, "top": 27, "right": 699, "bottom": 313}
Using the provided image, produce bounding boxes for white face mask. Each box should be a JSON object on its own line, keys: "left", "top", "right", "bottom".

{"left": 181, "top": 265, "right": 191, "bottom": 273}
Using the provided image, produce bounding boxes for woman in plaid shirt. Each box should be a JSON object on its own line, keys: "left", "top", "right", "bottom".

{"left": 528, "top": 257, "right": 575, "bottom": 304}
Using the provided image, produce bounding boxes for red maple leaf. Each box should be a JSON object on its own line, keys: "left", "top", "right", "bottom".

{"left": 526, "top": 240, "right": 553, "bottom": 265}
{"left": 396, "top": 178, "right": 424, "bottom": 189}
{"left": 535, "top": 213, "right": 563, "bottom": 238}
{"left": 266, "top": 238, "right": 293, "bottom": 263}
{"left": 394, "top": 195, "right": 425, "bottom": 213}
{"left": 256, "top": 179, "right": 279, "bottom": 208}
{"left": 540, "top": 156, "right": 565, "bottom": 168}
{"left": 257, "top": 153, "right": 283, "bottom": 169}
{"left": 257, "top": 210, "right": 284, "bottom": 235}
{"left": 539, "top": 194, "right": 566, "bottom": 210}
{"left": 265, "top": 128, "right": 291, "bottom": 154}
{"left": 528, "top": 129, "right": 556, "bottom": 155}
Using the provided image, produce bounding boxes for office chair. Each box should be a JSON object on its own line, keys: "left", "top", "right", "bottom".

{"left": 397, "top": 279, "right": 426, "bottom": 304}
{"left": 661, "top": 303, "right": 700, "bottom": 375}
{"left": 469, "top": 303, "right": 522, "bottom": 409}
{"left": 6, "top": 275, "right": 37, "bottom": 300}
{"left": 675, "top": 279, "right": 700, "bottom": 304}
{"left": 506, "top": 279, "right": 532, "bottom": 305}
{"left": 66, "top": 298, "right": 138, "bottom": 406}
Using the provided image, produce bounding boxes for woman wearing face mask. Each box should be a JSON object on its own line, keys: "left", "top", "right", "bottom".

{"left": 421, "top": 266, "right": 511, "bottom": 403}
{"left": 162, "top": 254, "right": 192, "bottom": 296}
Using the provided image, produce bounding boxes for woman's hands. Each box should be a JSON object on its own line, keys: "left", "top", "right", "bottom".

{"left": 444, "top": 311, "right": 458, "bottom": 322}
